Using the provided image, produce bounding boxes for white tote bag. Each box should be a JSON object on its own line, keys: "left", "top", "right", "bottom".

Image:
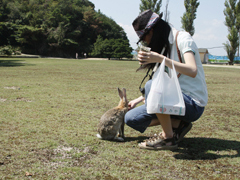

{"left": 147, "top": 58, "right": 185, "bottom": 116}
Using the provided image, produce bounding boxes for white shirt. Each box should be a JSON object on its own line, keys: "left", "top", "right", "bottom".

{"left": 168, "top": 26, "right": 208, "bottom": 107}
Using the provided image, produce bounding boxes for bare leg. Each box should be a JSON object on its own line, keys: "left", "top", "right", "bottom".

{"left": 155, "top": 114, "right": 173, "bottom": 138}
{"left": 149, "top": 118, "right": 181, "bottom": 129}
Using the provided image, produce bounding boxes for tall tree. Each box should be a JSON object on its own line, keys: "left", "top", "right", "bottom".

{"left": 139, "top": 0, "right": 162, "bottom": 14}
{"left": 224, "top": 0, "right": 240, "bottom": 65}
{"left": 181, "top": 0, "right": 200, "bottom": 36}
{"left": 164, "top": 0, "right": 170, "bottom": 22}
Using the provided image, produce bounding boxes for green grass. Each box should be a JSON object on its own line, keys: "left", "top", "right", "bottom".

{"left": 0, "top": 58, "right": 240, "bottom": 179}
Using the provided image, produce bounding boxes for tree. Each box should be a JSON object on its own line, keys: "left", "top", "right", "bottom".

{"left": 164, "top": 0, "right": 170, "bottom": 22}
{"left": 91, "top": 36, "right": 132, "bottom": 60}
{"left": 0, "top": 22, "right": 18, "bottom": 46}
{"left": 139, "top": 0, "right": 162, "bottom": 14}
{"left": 91, "top": 35, "right": 104, "bottom": 57}
{"left": 181, "top": 0, "right": 200, "bottom": 36}
{"left": 0, "top": 0, "right": 131, "bottom": 57}
{"left": 224, "top": 0, "right": 240, "bottom": 65}
{"left": 113, "top": 39, "right": 133, "bottom": 59}
{"left": 15, "top": 25, "right": 47, "bottom": 55}
{"left": 0, "top": 0, "right": 10, "bottom": 22}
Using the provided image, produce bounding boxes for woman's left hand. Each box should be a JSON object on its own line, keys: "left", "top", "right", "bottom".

{"left": 138, "top": 51, "right": 163, "bottom": 65}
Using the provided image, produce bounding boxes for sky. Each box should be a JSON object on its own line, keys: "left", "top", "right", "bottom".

{"left": 90, "top": 0, "right": 229, "bottom": 56}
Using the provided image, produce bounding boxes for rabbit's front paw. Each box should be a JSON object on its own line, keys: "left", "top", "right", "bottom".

{"left": 115, "top": 137, "right": 124, "bottom": 142}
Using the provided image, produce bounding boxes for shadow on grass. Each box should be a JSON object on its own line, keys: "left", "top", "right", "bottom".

{"left": 0, "top": 60, "right": 32, "bottom": 67}
{"left": 98, "top": 136, "right": 148, "bottom": 143}
{"left": 124, "top": 136, "right": 148, "bottom": 143}
{"left": 175, "top": 137, "right": 240, "bottom": 160}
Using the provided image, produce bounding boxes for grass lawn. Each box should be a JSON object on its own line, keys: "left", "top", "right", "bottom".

{"left": 0, "top": 58, "right": 240, "bottom": 179}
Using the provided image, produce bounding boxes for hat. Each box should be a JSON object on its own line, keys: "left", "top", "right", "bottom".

{"left": 132, "top": 10, "right": 163, "bottom": 44}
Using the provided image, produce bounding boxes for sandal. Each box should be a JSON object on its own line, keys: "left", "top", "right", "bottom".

{"left": 138, "top": 134, "right": 178, "bottom": 150}
{"left": 173, "top": 121, "right": 192, "bottom": 143}
{"left": 145, "top": 133, "right": 163, "bottom": 147}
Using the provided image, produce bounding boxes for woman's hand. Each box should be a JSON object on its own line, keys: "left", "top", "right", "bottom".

{"left": 128, "top": 96, "right": 145, "bottom": 110}
{"left": 128, "top": 100, "right": 138, "bottom": 110}
{"left": 138, "top": 51, "right": 162, "bottom": 65}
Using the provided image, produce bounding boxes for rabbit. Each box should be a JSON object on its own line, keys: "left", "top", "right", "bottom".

{"left": 97, "top": 88, "right": 128, "bottom": 141}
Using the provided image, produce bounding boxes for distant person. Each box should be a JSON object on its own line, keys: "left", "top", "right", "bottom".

{"left": 125, "top": 10, "right": 208, "bottom": 150}
{"left": 84, "top": 53, "right": 87, "bottom": 58}
{"left": 76, "top": 53, "right": 78, "bottom": 59}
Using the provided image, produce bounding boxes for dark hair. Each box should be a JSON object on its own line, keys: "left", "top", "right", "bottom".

{"left": 137, "top": 19, "right": 171, "bottom": 71}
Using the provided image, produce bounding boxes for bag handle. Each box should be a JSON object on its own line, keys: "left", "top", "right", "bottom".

{"left": 153, "top": 31, "right": 182, "bottom": 75}
{"left": 138, "top": 31, "right": 182, "bottom": 94}
{"left": 176, "top": 31, "right": 182, "bottom": 78}
{"left": 139, "top": 47, "right": 165, "bottom": 95}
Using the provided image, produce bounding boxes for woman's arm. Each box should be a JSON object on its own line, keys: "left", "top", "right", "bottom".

{"left": 138, "top": 51, "right": 198, "bottom": 78}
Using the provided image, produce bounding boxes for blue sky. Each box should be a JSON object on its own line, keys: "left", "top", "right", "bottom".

{"left": 90, "top": 0, "right": 228, "bottom": 56}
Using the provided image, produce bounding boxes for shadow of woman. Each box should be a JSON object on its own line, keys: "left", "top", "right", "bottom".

{"left": 174, "top": 137, "right": 240, "bottom": 160}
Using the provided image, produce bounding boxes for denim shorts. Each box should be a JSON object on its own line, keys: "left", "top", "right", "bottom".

{"left": 124, "top": 80, "right": 205, "bottom": 133}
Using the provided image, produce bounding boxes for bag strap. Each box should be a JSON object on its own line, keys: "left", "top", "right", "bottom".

{"left": 176, "top": 31, "right": 182, "bottom": 78}
{"left": 139, "top": 68, "right": 151, "bottom": 94}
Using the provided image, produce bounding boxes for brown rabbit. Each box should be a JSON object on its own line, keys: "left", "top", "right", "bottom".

{"left": 97, "top": 88, "right": 128, "bottom": 141}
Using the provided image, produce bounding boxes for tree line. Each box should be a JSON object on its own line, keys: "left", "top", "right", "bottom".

{"left": 2, "top": 0, "right": 239, "bottom": 64}
{"left": 0, "top": 0, "right": 132, "bottom": 58}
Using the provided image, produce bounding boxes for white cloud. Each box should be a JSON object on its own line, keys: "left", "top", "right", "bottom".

{"left": 194, "top": 19, "right": 226, "bottom": 41}
{"left": 193, "top": 19, "right": 228, "bottom": 55}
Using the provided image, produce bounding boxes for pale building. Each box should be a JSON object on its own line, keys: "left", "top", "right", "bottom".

{"left": 198, "top": 48, "right": 209, "bottom": 64}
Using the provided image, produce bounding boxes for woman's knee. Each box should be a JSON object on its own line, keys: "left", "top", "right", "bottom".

{"left": 124, "top": 112, "right": 148, "bottom": 133}
{"left": 125, "top": 108, "right": 144, "bottom": 128}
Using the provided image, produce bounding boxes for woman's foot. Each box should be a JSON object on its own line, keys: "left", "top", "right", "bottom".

{"left": 173, "top": 122, "right": 192, "bottom": 143}
{"left": 138, "top": 133, "right": 178, "bottom": 150}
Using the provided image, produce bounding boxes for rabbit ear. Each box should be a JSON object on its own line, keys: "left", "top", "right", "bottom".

{"left": 122, "top": 88, "right": 127, "bottom": 99}
{"left": 118, "top": 88, "right": 123, "bottom": 99}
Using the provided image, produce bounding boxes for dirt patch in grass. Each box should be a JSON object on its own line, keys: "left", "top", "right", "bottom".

{"left": 4, "top": 86, "right": 20, "bottom": 90}
{"left": 13, "top": 97, "right": 32, "bottom": 102}
{"left": 0, "top": 98, "right": 7, "bottom": 102}
{"left": 32, "top": 145, "right": 97, "bottom": 169}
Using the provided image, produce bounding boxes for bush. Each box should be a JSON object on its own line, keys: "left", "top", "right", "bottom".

{"left": 0, "top": 46, "right": 21, "bottom": 56}
{"left": 0, "top": 46, "right": 13, "bottom": 55}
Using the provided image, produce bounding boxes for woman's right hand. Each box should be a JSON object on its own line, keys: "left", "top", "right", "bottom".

{"left": 128, "top": 100, "right": 138, "bottom": 110}
{"left": 128, "top": 96, "right": 145, "bottom": 110}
